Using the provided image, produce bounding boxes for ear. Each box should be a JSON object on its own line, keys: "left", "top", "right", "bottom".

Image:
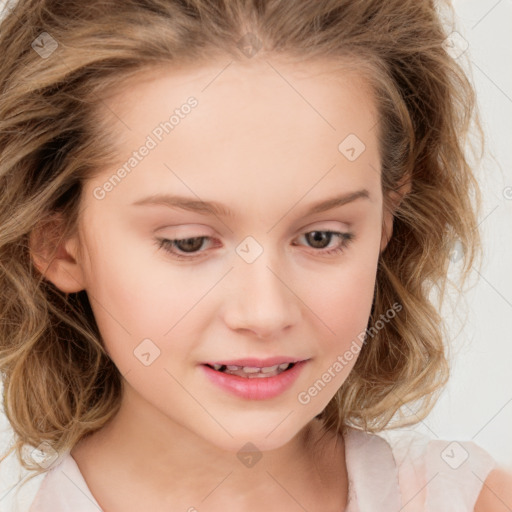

{"left": 380, "top": 173, "right": 412, "bottom": 252}
{"left": 29, "top": 214, "right": 86, "bottom": 293}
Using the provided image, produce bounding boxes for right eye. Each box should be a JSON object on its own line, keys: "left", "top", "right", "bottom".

{"left": 154, "top": 236, "right": 217, "bottom": 260}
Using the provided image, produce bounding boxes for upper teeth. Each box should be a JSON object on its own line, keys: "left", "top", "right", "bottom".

{"left": 211, "top": 363, "right": 291, "bottom": 372}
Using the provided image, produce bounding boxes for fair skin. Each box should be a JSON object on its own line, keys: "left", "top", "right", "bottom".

{"left": 474, "top": 468, "right": 512, "bottom": 511}
{"left": 31, "top": 56, "right": 511, "bottom": 511}
{"left": 33, "top": 57, "right": 384, "bottom": 511}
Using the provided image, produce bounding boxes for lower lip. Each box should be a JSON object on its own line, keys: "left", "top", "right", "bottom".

{"left": 200, "top": 360, "right": 309, "bottom": 400}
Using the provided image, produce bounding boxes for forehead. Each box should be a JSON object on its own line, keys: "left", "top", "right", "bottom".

{"left": 105, "top": 57, "right": 378, "bottom": 135}
{"left": 85, "top": 57, "right": 382, "bottom": 213}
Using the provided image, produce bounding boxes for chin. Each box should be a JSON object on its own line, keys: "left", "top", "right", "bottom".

{"left": 200, "top": 416, "right": 315, "bottom": 454}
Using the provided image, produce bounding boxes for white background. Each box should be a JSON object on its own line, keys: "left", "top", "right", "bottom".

{"left": 397, "top": 0, "right": 512, "bottom": 469}
{"left": 0, "top": 0, "right": 511, "bottom": 510}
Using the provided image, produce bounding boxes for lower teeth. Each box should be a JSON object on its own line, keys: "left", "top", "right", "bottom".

{"left": 224, "top": 369, "right": 283, "bottom": 378}
{"left": 215, "top": 365, "right": 293, "bottom": 378}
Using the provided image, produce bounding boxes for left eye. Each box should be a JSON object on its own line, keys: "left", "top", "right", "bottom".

{"left": 155, "top": 230, "right": 355, "bottom": 261}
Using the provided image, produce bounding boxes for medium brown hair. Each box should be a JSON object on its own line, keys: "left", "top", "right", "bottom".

{"left": 0, "top": 0, "right": 484, "bottom": 491}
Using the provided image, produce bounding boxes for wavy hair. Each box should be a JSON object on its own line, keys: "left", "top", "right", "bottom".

{"left": 0, "top": 0, "right": 485, "bottom": 491}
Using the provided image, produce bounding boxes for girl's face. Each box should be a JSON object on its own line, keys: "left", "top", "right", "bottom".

{"left": 61, "top": 58, "right": 393, "bottom": 451}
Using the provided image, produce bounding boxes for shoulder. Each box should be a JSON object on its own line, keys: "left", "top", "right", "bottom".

{"left": 29, "top": 451, "right": 101, "bottom": 512}
{"left": 474, "top": 466, "right": 512, "bottom": 512}
{"left": 374, "top": 429, "right": 500, "bottom": 511}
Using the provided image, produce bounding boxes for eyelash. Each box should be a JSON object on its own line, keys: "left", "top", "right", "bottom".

{"left": 154, "top": 230, "right": 355, "bottom": 261}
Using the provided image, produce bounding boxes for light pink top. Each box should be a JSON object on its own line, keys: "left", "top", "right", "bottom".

{"left": 28, "top": 426, "right": 497, "bottom": 511}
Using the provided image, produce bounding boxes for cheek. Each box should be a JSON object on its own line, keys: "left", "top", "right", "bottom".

{"left": 294, "top": 248, "right": 379, "bottom": 405}
{"left": 308, "top": 236, "right": 379, "bottom": 344}
{"left": 323, "top": 264, "right": 376, "bottom": 337}
{"left": 80, "top": 228, "right": 201, "bottom": 368}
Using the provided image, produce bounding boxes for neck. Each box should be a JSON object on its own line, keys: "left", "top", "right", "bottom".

{"left": 71, "top": 383, "right": 348, "bottom": 510}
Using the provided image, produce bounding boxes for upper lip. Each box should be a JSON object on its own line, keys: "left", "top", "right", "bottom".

{"left": 203, "top": 356, "right": 308, "bottom": 367}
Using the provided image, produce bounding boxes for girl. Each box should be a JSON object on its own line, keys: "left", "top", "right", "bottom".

{"left": 0, "top": 0, "right": 510, "bottom": 510}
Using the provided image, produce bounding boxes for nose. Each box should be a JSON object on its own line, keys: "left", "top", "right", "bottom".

{"left": 222, "top": 255, "right": 302, "bottom": 339}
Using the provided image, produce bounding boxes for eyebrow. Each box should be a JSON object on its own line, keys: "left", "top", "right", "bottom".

{"left": 131, "top": 188, "right": 370, "bottom": 218}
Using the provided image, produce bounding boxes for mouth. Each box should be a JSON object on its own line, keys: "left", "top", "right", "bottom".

{"left": 202, "top": 361, "right": 297, "bottom": 378}
{"left": 200, "top": 359, "right": 310, "bottom": 400}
